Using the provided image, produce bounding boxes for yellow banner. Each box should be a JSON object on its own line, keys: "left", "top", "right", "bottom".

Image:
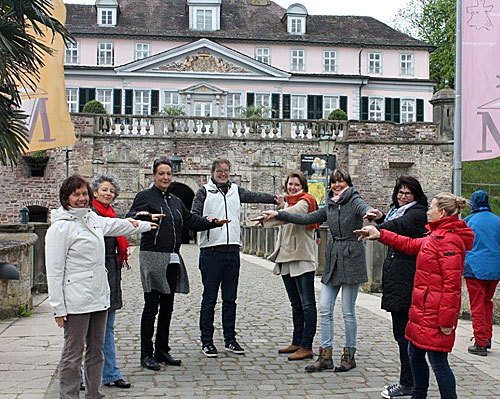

{"left": 19, "top": 0, "right": 76, "bottom": 152}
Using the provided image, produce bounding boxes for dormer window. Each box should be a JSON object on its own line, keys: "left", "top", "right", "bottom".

{"left": 188, "top": 0, "right": 221, "bottom": 31}
{"left": 96, "top": 0, "right": 118, "bottom": 27}
{"left": 286, "top": 4, "right": 307, "bottom": 35}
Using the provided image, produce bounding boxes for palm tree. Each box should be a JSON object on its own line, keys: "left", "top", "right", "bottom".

{"left": 0, "top": 0, "right": 71, "bottom": 166}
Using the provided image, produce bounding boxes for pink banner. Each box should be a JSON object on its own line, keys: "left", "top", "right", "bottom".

{"left": 462, "top": 0, "right": 500, "bottom": 161}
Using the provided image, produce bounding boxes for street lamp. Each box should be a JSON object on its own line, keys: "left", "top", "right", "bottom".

{"left": 318, "top": 122, "right": 342, "bottom": 196}
{"left": 268, "top": 160, "right": 281, "bottom": 204}
{"left": 92, "top": 158, "right": 105, "bottom": 174}
{"left": 170, "top": 153, "right": 183, "bottom": 173}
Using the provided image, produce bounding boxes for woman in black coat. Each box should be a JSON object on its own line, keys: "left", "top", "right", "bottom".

{"left": 127, "top": 158, "right": 227, "bottom": 371}
{"left": 369, "top": 176, "right": 428, "bottom": 399}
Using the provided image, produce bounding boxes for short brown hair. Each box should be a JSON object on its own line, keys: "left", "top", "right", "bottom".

{"left": 59, "top": 174, "right": 93, "bottom": 210}
{"left": 211, "top": 159, "right": 231, "bottom": 173}
{"left": 284, "top": 170, "right": 308, "bottom": 193}
{"left": 329, "top": 168, "right": 352, "bottom": 186}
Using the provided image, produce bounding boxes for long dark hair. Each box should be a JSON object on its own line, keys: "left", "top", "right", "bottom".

{"left": 390, "top": 176, "right": 428, "bottom": 208}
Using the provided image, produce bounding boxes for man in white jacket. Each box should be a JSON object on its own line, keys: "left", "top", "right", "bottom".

{"left": 192, "top": 159, "right": 279, "bottom": 357}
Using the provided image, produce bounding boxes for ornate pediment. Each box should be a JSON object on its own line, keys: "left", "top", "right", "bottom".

{"left": 155, "top": 51, "right": 250, "bottom": 73}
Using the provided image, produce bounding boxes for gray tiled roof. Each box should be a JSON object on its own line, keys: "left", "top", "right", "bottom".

{"left": 66, "top": 0, "right": 432, "bottom": 50}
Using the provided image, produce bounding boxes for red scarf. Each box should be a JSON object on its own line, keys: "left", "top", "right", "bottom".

{"left": 92, "top": 199, "right": 130, "bottom": 262}
{"left": 285, "top": 192, "right": 320, "bottom": 230}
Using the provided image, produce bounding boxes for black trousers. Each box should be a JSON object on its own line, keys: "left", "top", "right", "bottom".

{"left": 140, "top": 264, "right": 179, "bottom": 356}
{"left": 391, "top": 311, "right": 413, "bottom": 388}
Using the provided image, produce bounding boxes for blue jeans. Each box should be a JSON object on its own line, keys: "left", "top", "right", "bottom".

{"left": 281, "top": 271, "right": 317, "bottom": 350}
{"left": 320, "top": 282, "right": 359, "bottom": 349}
{"left": 199, "top": 248, "right": 240, "bottom": 345}
{"left": 102, "top": 310, "right": 123, "bottom": 384}
{"left": 408, "top": 342, "right": 457, "bottom": 399}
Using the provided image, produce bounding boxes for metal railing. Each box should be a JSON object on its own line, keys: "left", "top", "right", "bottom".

{"left": 89, "top": 114, "right": 346, "bottom": 140}
{"left": 462, "top": 182, "right": 500, "bottom": 196}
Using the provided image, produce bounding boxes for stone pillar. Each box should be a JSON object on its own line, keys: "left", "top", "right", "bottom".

{"left": 241, "top": 226, "right": 250, "bottom": 254}
{"left": 249, "top": 226, "right": 257, "bottom": 255}
{"left": 264, "top": 227, "right": 275, "bottom": 258}
{"left": 363, "top": 240, "right": 385, "bottom": 293}
{"left": 429, "top": 83, "right": 455, "bottom": 141}
{"left": 315, "top": 225, "right": 328, "bottom": 275}
{"left": 0, "top": 232, "right": 38, "bottom": 318}
{"left": 256, "top": 226, "right": 266, "bottom": 257}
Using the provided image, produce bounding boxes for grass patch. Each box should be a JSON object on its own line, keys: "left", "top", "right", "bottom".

{"left": 462, "top": 158, "right": 500, "bottom": 216}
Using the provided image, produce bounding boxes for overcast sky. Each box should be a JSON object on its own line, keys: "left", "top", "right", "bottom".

{"left": 63, "top": 0, "right": 403, "bottom": 25}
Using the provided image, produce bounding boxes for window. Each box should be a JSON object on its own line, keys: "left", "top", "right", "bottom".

{"left": 226, "top": 93, "right": 241, "bottom": 118}
{"left": 289, "top": 17, "right": 305, "bottom": 34}
{"left": 135, "top": 43, "right": 150, "bottom": 60}
{"left": 196, "top": 8, "right": 213, "bottom": 30}
{"left": 98, "top": 42, "right": 114, "bottom": 65}
{"left": 66, "top": 88, "right": 78, "bottom": 113}
{"left": 96, "top": 89, "right": 113, "bottom": 114}
{"left": 369, "top": 97, "right": 383, "bottom": 121}
{"left": 98, "top": 9, "right": 116, "bottom": 26}
{"left": 323, "top": 50, "right": 337, "bottom": 72}
{"left": 323, "top": 96, "right": 339, "bottom": 119}
{"left": 163, "top": 91, "right": 180, "bottom": 107}
{"left": 291, "top": 95, "right": 306, "bottom": 119}
{"left": 291, "top": 49, "right": 305, "bottom": 72}
{"left": 255, "top": 48, "right": 270, "bottom": 65}
{"left": 400, "top": 54, "right": 414, "bottom": 76}
{"left": 64, "top": 41, "right": 79, "bottom": 64}
{"left": 368, "top": 52, "right": 382, "bottom": 74}
{"left": 401, "top": 99, "right": 416, "bottom": 123}
{"left": 255, "top": 93, "right": 271, "bottom": 117}
{"left": 134, "top": 90, "right": 150, "bottom": 115}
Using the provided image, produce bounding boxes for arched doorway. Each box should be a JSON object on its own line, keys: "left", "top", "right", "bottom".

{"left": 168, "top": 182, "right": 196, "bottom": 244}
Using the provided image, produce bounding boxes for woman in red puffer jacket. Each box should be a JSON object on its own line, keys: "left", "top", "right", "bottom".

{"left": 356, "top": 192, "right": 474, "bottom": 399}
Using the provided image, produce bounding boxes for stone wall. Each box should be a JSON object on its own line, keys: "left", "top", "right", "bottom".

{"left": 0, "top": 232, "right": 38, "bottom": 318}
{"left": 0, "top": 116, "right": 452, "bottom": 222}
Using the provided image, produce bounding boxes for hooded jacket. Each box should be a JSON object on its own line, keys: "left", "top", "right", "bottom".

{"left": 464, "top": 190, "right": 500, "bottom": 280}
{"left": 45, "top": 207, "right": 151, "bottom": 317}
{"left": 379, "top": 215, "right": 474, "bottom": 352}
{"left": 276, "top": 186, "right": 372, "bottom": 286}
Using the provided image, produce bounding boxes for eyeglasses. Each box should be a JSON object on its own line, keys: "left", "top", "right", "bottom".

{"left": 215, "top": 169, "right": 230, "bottom": 175}
{"left": 398, "top": 190, "right": 413, "bottom": 197}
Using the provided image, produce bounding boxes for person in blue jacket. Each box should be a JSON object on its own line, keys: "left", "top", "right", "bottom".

{"left": 464, "top": 190, "right": 500, "bottom": 356}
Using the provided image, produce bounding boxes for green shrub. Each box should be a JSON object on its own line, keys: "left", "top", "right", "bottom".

{"left": 327, "top": 109, "right": 347, "bottom": 120}
{"left": 161, "top": 105, "right": 186, "bottom": 116}
{"left": 18, "top": 304, "right": 34, "bottom": 317}
{"left": 83, "top": 100, "right": 107, "bottom": 114}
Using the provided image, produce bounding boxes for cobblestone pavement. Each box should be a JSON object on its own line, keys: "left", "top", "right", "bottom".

{"left": 42, "top": 245, "right": 500, "bottom": 398}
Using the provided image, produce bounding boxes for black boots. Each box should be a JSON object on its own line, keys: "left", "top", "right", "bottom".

{"left": 141, "top": 354, "right": 161, "bottom": 370}
{"left": 154, "top": 350, "right": 182, "bottom": 366}
{"left": 468, "top": 342, "right": 487, "bottom": 356}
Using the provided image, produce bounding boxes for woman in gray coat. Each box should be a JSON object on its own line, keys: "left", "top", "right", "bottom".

{"left": 262, "top": 169, "right": 377, "bottom": 373}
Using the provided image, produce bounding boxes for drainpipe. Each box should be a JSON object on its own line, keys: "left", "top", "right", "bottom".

{"left": 358, "top": 46, "right": 365, "bottom": 120}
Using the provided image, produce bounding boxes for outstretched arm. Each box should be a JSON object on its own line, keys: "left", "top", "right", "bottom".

{"left": 276, "top": 207, "right": 327, "bottom": 225}
{"left": 238, "top": 186, "right": 276, "bottom": 204}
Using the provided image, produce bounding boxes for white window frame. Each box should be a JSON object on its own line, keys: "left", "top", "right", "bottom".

{"left": 195, "top": 8, "right": 214, "bottom": 31}
{"left": 323, "top": 50, "right": 337, "bottom": 73}
{"left": 400, "top": 53, "right": 414, "bottom": 76}
{"left": 97, "top": 8, "right": 116, "bottom": 26}
{"left": 133, "top": 89, "right": 150, "bottom": 115}
{"left": 66, "top": 88, "right": 78, "bottom": 113}
{"left": 163, "top": 91, "right": 180, "bottom": 108}
{"left": 401, "top": 98, "right": 416, "bottom": 123}
{"left": 135, "top": 42, "right": 151, "bottom": 60}
{"left": 323, "top": 95, "right": 340, "bottom": 119}
{"left": 97, "top": 42, "right": 114, "bottom": 65}
{"left": 96, "top": 89, "right": 113, "bottom": 115}
{"left": 291, "top": 49, "right": 305, "bottom": 72}
{"left": 226, "top": 93, "right": 241, "bottom": 118}
{"left": 368, "top": 52, "right": 382, "bottom": 74}
{"left": 255, "top": 47, "right": 270, "bottom": 65}
{"left": 288, "top": 16, "right": 306, "bottom": 34}
{"left": 64, "top": 41, "right": 79, "bottom": 65}
{"left": 368, "top": 97, "right": 384, "bottom": 121}
{"left": 254, "top": 93, "right": 272, "bottom": 118}
{"left": 291, "top": 95, "right": 307, "bottom": 120}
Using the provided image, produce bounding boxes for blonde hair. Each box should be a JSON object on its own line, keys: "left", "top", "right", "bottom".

{"left": 434, "top": 192, "right": 468, "bottom": 216}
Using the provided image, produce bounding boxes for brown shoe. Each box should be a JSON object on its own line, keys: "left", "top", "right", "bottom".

{"left": 278, "top": 344, "right": 300, "bottom": 354}
{"left": 288, "top": 347, "right": 314, "bottom": 361}
{"left": 334, "top": 347, "right": 356, "bottom": 372}
{"left": 305, "top": 347, "right": 333, "bottom": 372}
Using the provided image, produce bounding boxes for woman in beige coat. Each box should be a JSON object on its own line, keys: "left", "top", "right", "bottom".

{"left": 256, "top": 170, "right": 318, "bottom": 361}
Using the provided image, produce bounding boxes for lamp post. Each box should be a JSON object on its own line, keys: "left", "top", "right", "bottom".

{"left": 65, "top": 147, "right": 73, "bottom": 177}
{"left": 92, "top": 158, "right": 104, "bottom": 174}
{"left": 170, "top": 153, "right": 183, "bottom": 173}
{"left": 319, "top": 122, "right": 342, "bottom": 199}
{"left": 268, "top": 160, "right": 281, "bottom": 195}
{"left": 240, "top": 177, "right": 250, "bottom": 224}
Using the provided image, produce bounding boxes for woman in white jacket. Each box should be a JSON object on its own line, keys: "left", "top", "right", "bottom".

{"left": 45, "top": 175, "right": 157, "bottom": 399}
